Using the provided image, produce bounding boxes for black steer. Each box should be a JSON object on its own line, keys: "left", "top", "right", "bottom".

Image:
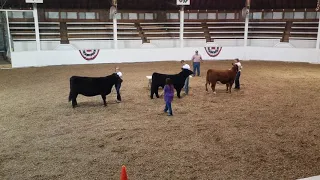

{"left": 68, "top": 73, "right": 123, "bottom": 108}
{"left": 150, "top": 69, "right": 193, "bottom": 99}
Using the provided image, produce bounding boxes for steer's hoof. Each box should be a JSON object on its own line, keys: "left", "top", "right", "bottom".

{"left": 213, "top": 92, "right": 216, "bottom": 95}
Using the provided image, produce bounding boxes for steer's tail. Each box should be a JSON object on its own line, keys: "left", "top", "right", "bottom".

{"left": 205, "top": 69, "right": 212, "bottom": 92}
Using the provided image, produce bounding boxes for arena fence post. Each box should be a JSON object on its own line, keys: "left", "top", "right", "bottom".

{"left": 4, "top": 11, "right": 12, "bottom": 56}
{"left": 110, "top": 0, "right": 118, "bottom": 49}
{"left": 244, "top": 14, "right": 249, "bottom": 47}
{"left": 316, "top": 15, "right": 320, "bottom": 49}
{"left": 243, "top": 0, "right": 250, "bottom": 48}
{"left": 242, "top": 0, "right": 251, "bottom": 60}
{"left": 25, "top": 0, "right": 43, "bottom": 51}
{"left": 177, "top": 0, "right": 190, "bottom": 48}
{"left": 113, "top": 17, "right": 118, "bottom": 49}
{"left": 32, "top": 3, "right": 41, "bottom": 51}
{"left": 179, "top": 6, "right": 184, "bottom": 48}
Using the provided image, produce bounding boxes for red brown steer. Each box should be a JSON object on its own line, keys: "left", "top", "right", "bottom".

{"left": 205, "top": 64, "right": 239, "bottom": 94}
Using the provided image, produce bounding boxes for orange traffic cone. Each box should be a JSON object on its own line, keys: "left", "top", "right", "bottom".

{"left": 120, "top": 165, "right": 128, "bottom": 180}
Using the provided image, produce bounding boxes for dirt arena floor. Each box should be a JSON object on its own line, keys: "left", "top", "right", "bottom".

{"left": 0, "top": 60, "right": 320, "bottom": 180}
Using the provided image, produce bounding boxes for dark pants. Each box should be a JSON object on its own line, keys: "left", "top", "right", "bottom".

{"left": 193, "top": 62, "right": 200, "bottom": 76}
{"left": 115, "top": 83, "right": 122, "bottom": 101}
{"left": 184, "top": 77, "right": 189, "bottom": 94}
{"left": 164, "top": 101, "right": 173, "bottom": 115}
{"left": 235, "top": 71, "right": 241, "bottom": 89}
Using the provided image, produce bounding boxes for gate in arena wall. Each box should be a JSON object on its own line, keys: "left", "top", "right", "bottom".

{"left": 0, "top": 9, "right": 35, "bottom": 62}
{"left": 0, "top": 12, "right": 8, "bottom": 60}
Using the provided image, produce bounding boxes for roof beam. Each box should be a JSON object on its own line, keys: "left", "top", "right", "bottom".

{"left": 299, "top": 0, "right": 304, "bottom": 9}
{"left": 197, "top": 0, "right": 202, "bottom": 10}
{"left": 267, "top": 0, "right": 272, "bottom": 9}
{"left": 3, "top": 0, "right": 318, "bottom": 11}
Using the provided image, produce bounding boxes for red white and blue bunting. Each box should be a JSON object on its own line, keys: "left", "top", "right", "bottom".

{"left": 79, "top": 49, "right": 100, "bottom": 61}
{"left": 204, "top": 46, "right": 222, "bottom": 57}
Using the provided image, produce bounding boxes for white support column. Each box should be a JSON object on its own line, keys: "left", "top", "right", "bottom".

{"left": 244, "top": 10, "right": 249, "bottom": 47}
{"left": 33, "top": 3, "right": 41, "bottom": 51}
{"left": 179, "top": 6, "right": 184, "bottom": 48}
{"left": 5, "top": 11, "right": 12, "bottom": 54}
{"left": 316, "top": 16, "right": 320, "bottom": 49}
{"left": 113, "top": 15, "right": 118, "bottom": 49}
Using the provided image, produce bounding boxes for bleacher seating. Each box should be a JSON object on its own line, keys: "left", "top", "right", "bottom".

{"left": 290, "top": 22, "right": 318, "bottom": 40}
{"left": 207, "top": 22, "right": 244, "bottom": 39}
{"left": 66, "top": 22, "right": 140, "bottom": 40}
{"left": 9, "top": 22, "right": 60, "bottom": 41}
{"left": 248, "top": 22, "right": 286, "bottom": 39}
{"left": 140, "top": 22, "right": 204, "bottom": 40}
{"left": 7, "top": 19, "right": 319, "bottom": 42}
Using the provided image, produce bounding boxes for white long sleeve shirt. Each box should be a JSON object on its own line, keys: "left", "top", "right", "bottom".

{"left": 182, "top": 64, "right": 190, "bottom": 70}
{"left": 235, "top": 62, "right": 242, "bottom": 72}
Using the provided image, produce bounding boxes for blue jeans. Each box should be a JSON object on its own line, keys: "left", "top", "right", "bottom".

{"left": 193, "top": 62, "right": 200, "bottom": 76}
{"left": 164, "top": 101, "right": 173, "bottom": 115}
{"left": 235, "top": 71, "right": 241, "bottom": 89}
{"left": 184, "top": 77, "right": 189, "bottom": 94}
{"left": 115, "top": 83, "right": 122, "bottom": 101}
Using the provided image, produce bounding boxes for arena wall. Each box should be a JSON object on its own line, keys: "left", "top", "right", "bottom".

{"left": 12, "top": 40, "right": 209, "bottom": 51}
{"left": 14, "top": 39, "right": 318, "bottom": 52}
{"left": 11, "top": 45, "right": 320, "bottom": 68}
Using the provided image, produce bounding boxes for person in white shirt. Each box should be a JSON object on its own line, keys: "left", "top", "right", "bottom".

{"left": 234, "top": 58, "right": 242, "bottom": 89}
{"left": 115, "top": 67, "right": 122, "bottom": 102}
{"left": 181, "top": 60, "right": 190, "bottom": 95}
